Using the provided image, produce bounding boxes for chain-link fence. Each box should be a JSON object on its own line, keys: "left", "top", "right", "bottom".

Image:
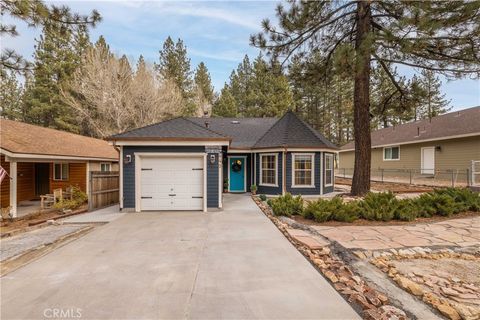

{"left": 336, "top": 167, "right": 472, "bottom": 188}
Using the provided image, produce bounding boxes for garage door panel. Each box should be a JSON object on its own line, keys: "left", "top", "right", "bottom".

{"left": 139, "top": 155, "right": 204, "bottom": 211}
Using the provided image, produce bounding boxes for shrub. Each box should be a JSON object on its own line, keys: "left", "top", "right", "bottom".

{"left": 394, "top": 199, "right": 417, "bottom": 221}
{"left": 360, "top": 192, "right": 397, "bottom": 221}
{"left": 414, "top": 192, "right": 459, "bottom": 217}
{"left": 53, "top": 187, "right": 88, "bottom": 211}
{"left": 334, "top": 200, "right": 361, "bottom": 222}
{"left": 269, "top": 193, "right": 303, "bottom": 217}
{"left": 433, "top": 188, "right": 480, "bottom": 212}
{"left": 259, "top": 194, "right": 267, "bottom": 201}
{"left": 303, "top": 197, "right": 344, "bottom": 222}
{"left": 250, "top": 184, "right": 258, "bottom": 194}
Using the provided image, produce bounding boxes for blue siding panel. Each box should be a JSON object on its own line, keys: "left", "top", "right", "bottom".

{"left": 206, "top": 153, "right": 219, "bottom": 208}
{"left": 122, "top": 146, "right": 220, "bottom": 209}
{"left": 286, "top": 152, "right": 321, "bottom": 195}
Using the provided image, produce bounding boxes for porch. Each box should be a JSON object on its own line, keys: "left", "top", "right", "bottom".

{"left": 0, "top": 155, "right": 87, "bottom": 218}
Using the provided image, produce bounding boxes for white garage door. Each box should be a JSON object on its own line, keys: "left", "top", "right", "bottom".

{"left": 139, "top": 156, "right": 204, "bottom": 211}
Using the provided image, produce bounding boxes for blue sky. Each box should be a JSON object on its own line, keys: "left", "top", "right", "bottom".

{"left": 4, "top": 0, "right": 479, "bottom": 111}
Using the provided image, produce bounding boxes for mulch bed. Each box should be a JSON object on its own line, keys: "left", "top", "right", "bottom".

{"left": 291, "top": 211, "right": 480, "bottom": 227}
{"left": 336, "top": 177, "right": 435, "bottom": 193}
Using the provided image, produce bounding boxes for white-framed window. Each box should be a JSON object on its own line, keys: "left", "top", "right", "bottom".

{"left": 383, "top": 146, "right": 400, "bottom": 161}
{"left": 100, "top": 163, "right": 111, "bottom": 172}
{"left": 292, "top": 153, "right": 315, "bottom": 187}
{"left": 260, "top": 153, "right": 278, "bottom": 186}
{"left": 325, "top": 154, "right": 334, "bottom": 187}
{"left": 53, "top": 163, "right": 69, "bottom": 181}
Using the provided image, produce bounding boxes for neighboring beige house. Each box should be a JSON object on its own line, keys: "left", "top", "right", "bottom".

{"left": 338, "top": 106, "right": 480, "bottom": 185}
{"left": 0, "top": 119, "right": 119, "bottom": 217}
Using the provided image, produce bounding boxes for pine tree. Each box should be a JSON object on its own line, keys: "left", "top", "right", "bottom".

{"left": 417, "top": 70, "right": 451, "bottom": 119}
{"left": 1, "top": 0, "right": 100, "bottom": 72}
{"left": 212, "top": 85, "right": 238, "bottom": 117}
{"left": 0, "top": 67, "right": 25, "bottom": 120}
{"left": 246, "top": 54, "right": 293, "bottom": 117}
{"left": 229, "top": 55, "right": 254, "bottom": 116}
{"left": 194, "top": 62, "right": 214, "bottom": 104}
{"left": 155, "top": 37, "right": 192, "bottom": 98}
{"left": 252, "top": 1, "right": 480, "bottom": 195}
{"left": 23, "top": 22, "right": 89, "bottom": 132}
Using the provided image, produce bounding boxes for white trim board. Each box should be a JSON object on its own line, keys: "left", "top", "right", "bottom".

{"left": 0, "top": 148, "right": 117, "bottom": 162}
{"left": 227, "top": 155, "right": 247, "bottom": 193}
{"left": 112, "top": 140, "right": 229, "bottom": 146}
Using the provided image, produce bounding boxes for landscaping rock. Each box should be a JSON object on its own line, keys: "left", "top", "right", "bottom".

{"left": 437, "top": 303, "right": 461, "bottom": 320}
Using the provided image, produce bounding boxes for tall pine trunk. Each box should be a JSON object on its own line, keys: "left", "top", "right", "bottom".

{"left": 351, "top": 1, "right": 372, "bottom": 196}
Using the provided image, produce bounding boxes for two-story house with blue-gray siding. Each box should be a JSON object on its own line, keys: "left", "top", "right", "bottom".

{"left": 107, "top": 111, "right": 338, "bottom": 212}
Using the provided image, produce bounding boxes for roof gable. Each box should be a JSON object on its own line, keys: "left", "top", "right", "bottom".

{"left": 0, "top": 119, "right": 118, "bottom": 160}
{"left": 253, "top": 111, "right": 338, "bottom": 149}
{"left": 341, "top": 106, "right": 480, "bottom": 150}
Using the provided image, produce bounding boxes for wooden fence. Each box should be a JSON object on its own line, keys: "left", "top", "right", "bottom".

{"left": 88, "top": 171, "right": 119, "bottom": 211}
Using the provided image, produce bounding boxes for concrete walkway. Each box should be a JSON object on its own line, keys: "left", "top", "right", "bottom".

{"left": 313, "top": 216, "right": 480, "bottom": 250}
{"left": 1, "top": 194, "right": 359, "bottom": 319}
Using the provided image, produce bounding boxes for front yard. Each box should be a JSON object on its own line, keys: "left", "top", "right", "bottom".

{"left": 253, "top": 187, "right": 480, "bottom": 320}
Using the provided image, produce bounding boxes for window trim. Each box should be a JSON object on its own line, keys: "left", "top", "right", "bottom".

{"left": 53, "top": 163, "right": 69, "bottom": 181}
{"left": 291, "top": 153, "right": 315, "bottom": 188}
{"left": 383, "top": 146, "right": 401, "bottom": 161}
{"left": 324, "top": 153, "right": 334, "bottom": 187}
{"left": 100, "top": 162, "right": 111, "bottom": 172}
{"left": 259, "top": 153, "right": 278, "bottom": 187}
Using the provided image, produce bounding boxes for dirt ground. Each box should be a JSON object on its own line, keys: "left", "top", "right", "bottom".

{"left": 0, "top": 204, "right": 87, "bottom": 234}
{"left": 291, "top": 211, "right": 480, "bottom": 227}
{"left": 335, "top": 177, "right": 435, "bottom": 193}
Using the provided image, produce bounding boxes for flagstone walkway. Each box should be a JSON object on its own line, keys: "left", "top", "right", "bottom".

{"left": 311, "top": 217, "right": 480, "bottom": 250}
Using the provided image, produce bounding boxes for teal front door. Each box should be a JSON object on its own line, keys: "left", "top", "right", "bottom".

{"left": 229, "top": 157, "right": 245, "bottom": 192}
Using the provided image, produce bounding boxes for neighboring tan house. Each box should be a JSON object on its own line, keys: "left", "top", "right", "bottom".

{"left": 338, "top": 106, "right": 480, "bottom": 183}
{"left": 107, "top": 111, "right": 338, "bottom": 212}
{"left": 0, "top": 119, "right": 119, "bottom": 217}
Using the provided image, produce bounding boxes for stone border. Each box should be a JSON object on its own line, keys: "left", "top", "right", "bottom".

{"left": 252, "top": 196, "right": 408, "bottom": 320}
{"left": 371, "top": 249, "right": 480, "bottom": 320}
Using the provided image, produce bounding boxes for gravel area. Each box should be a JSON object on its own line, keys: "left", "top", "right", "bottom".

{"left": 1, "top": 224, "right": 88, "bottom": 262}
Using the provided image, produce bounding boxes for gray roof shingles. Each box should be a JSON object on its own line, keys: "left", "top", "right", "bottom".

{"left": 109, "top": 117, "right": 228, "bottom": 140}
{"left": 109, "top": 112, "right": 337, "bottom": 150}
{"left": 340, "top": 106, "right": 480, "bottom": 150}
{"left": 253, "top": 111, "right": 338, "bottom": 149}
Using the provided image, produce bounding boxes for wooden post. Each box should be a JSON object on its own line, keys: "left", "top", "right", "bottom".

{"left": 88, "top": 171, "right": 93, "bottom": 211}
{"left": 409, "top": 169, "right": 412, "bottom": 185}
{"left": 9, "top": 160, "right": 17, "bottom": 218}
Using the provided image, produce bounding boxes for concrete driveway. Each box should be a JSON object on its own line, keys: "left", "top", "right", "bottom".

{"left": 1, "top": 194, "right": 359, "bottom": 319}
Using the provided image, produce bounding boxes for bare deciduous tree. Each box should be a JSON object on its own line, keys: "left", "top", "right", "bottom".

{"left": 62, "top": 44, "right": 185, "bottom": 138}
